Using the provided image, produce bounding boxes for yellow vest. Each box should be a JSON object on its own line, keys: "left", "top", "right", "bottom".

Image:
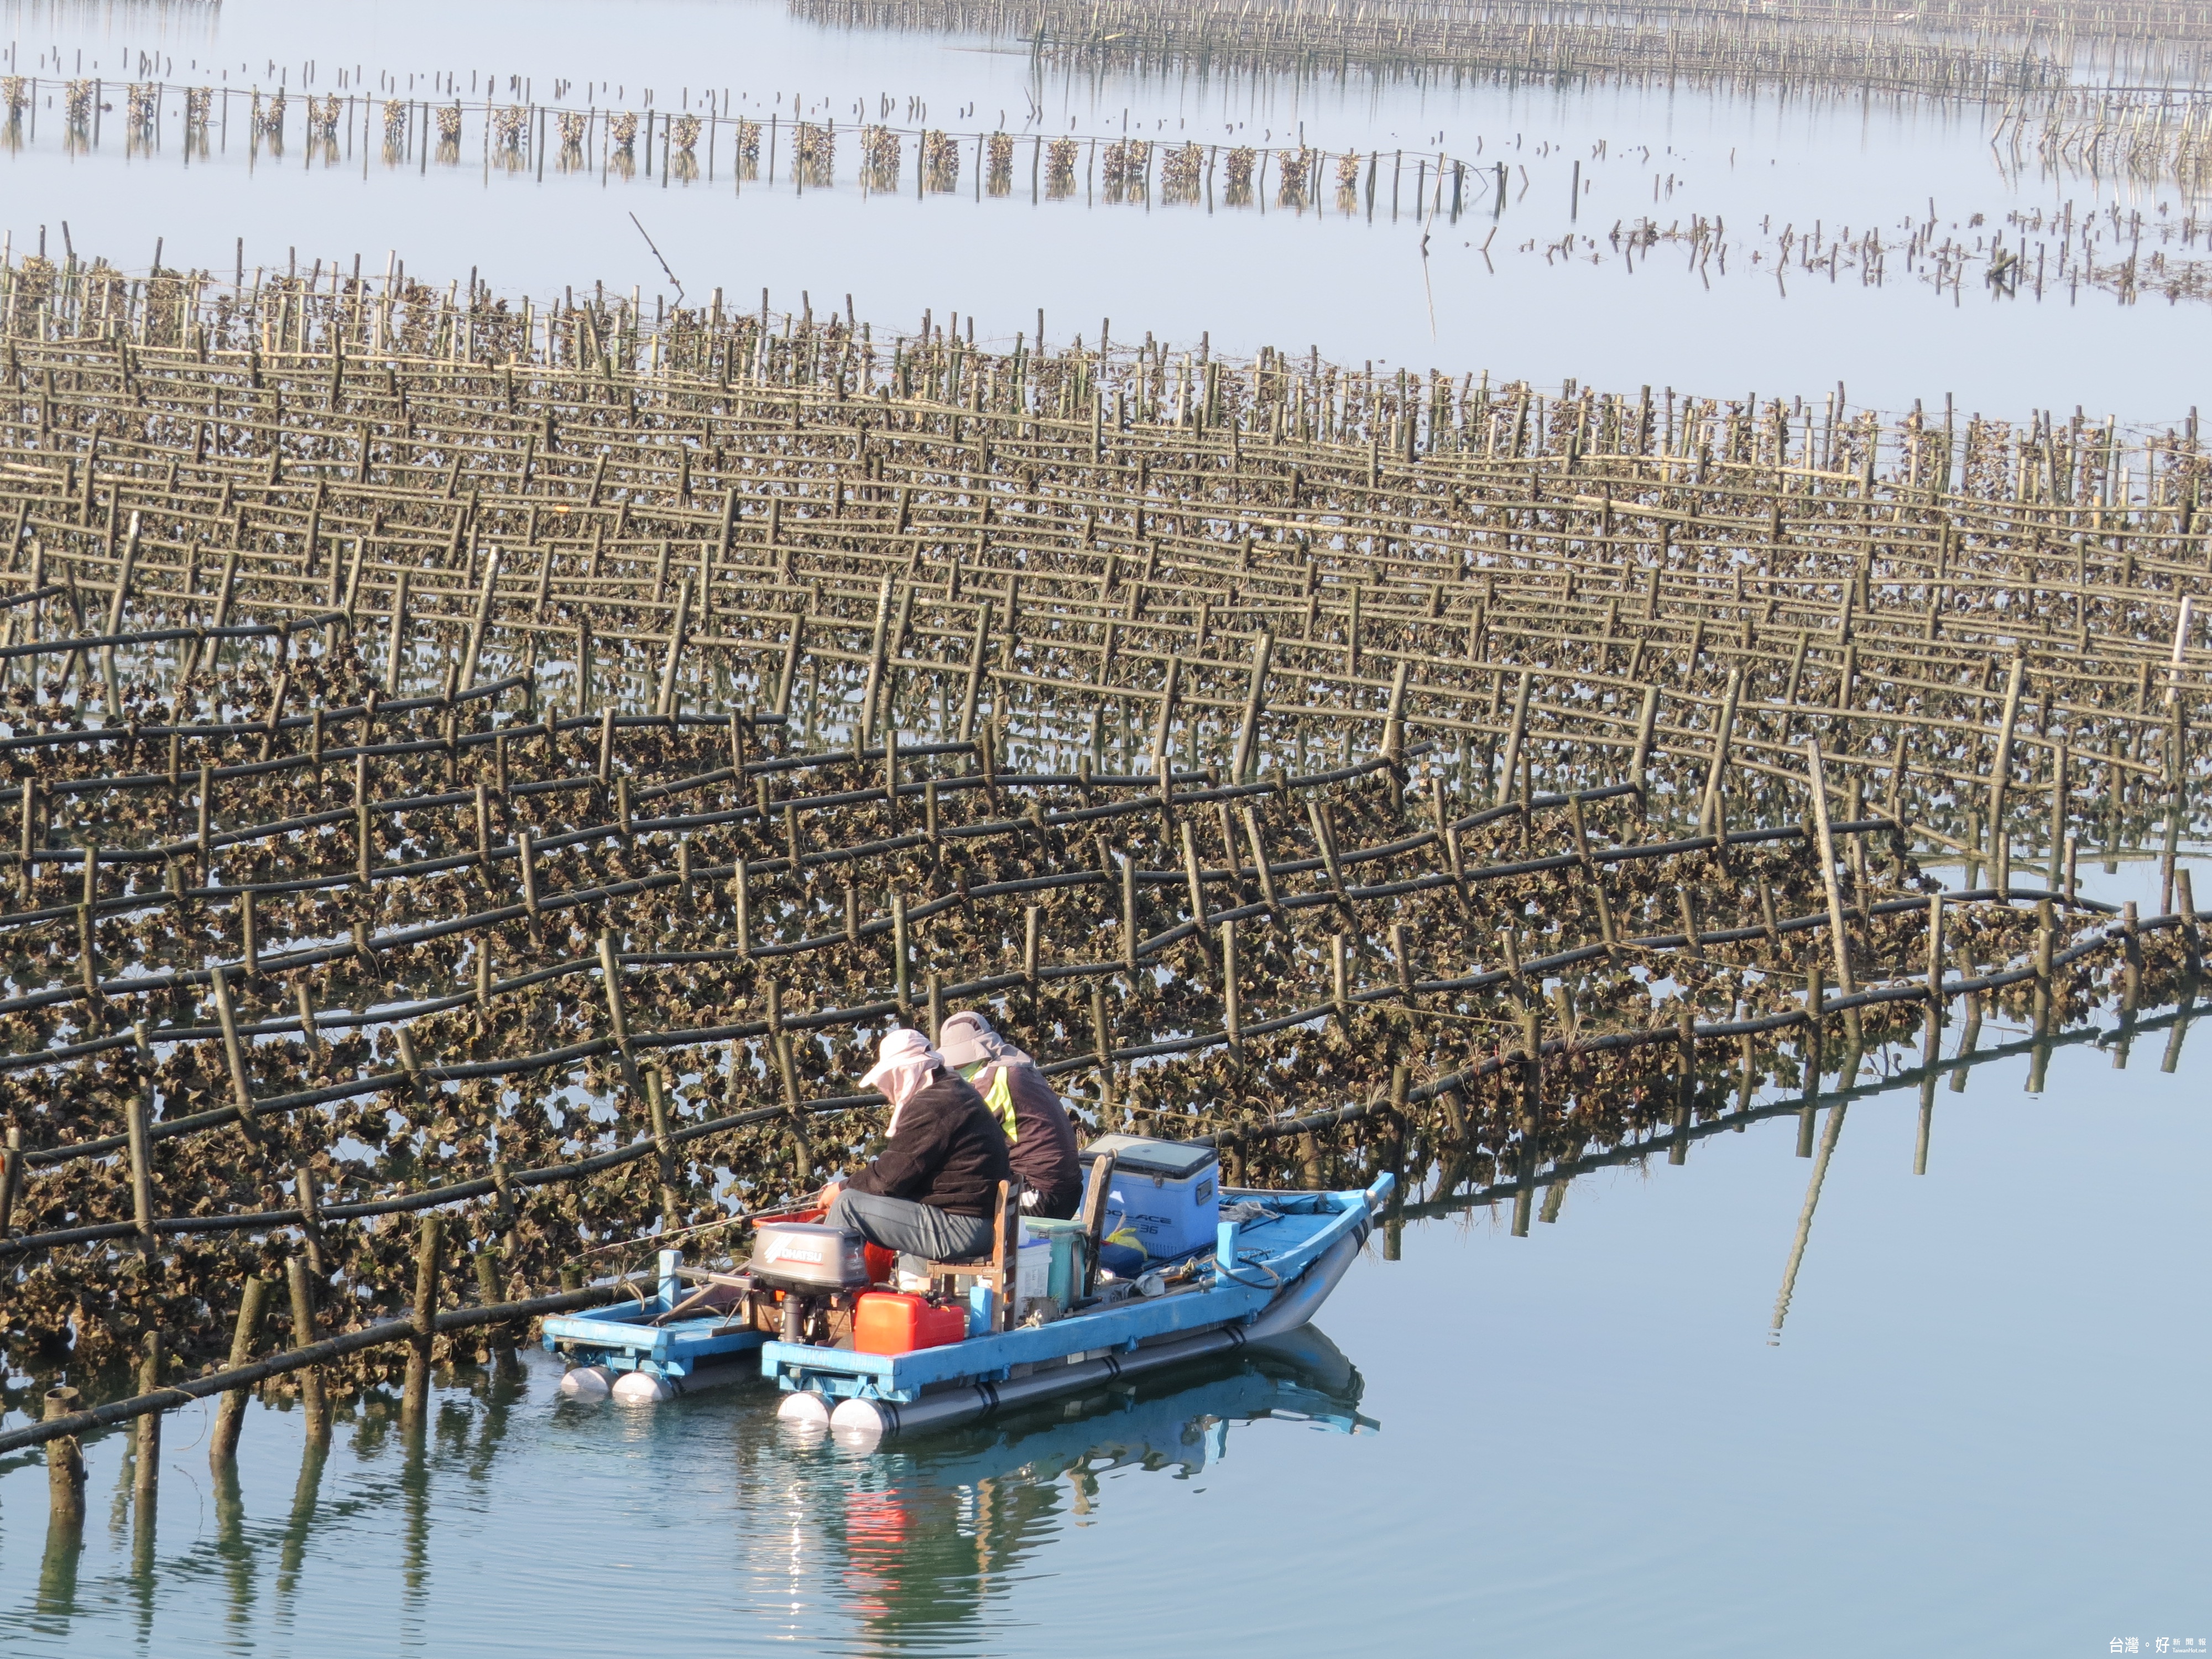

{"left": 980, "top": 1065, "right": 1019, "bottom": 1145}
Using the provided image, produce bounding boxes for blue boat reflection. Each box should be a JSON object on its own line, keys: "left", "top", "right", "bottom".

{"left": 755, "top": 1325, "right": 1373, "bottom": 1636}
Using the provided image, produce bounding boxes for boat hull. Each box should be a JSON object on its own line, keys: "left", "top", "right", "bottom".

{"left": 542, "top": 1177, "right": 1390, "bottom": 1431}
{"left": 771, "top": 1176, "right": 1390, "bottom": 1445}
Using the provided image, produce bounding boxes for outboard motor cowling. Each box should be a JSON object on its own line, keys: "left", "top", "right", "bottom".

{"left": 747, "top": 1222, "right": 872, "bottom": 1346}
{"left": 747, "top": 1222, "right": 870, "bottom": 1292}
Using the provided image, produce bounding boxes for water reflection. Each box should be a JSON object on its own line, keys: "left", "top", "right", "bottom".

{"left": 273, "top": 1434, "right": 325, "bottom": 1607}
{"left": 1381, "top": 992, "right": 2203, "bottom": 1355}
{"left": 0, "top": 11, "right": 2202, "bottom": 410}
{"left": 759, "top": 1327, "right": 1370, "bottom": 1646}
{"left": 4, "top": 993, "right": 2205, "bottom": 1652}
{"left": 29, "top": 1504, "right": 79, "bottom": 1639}
{"left": 0, "top": 1323, "right": 1367, "bottom": 1654}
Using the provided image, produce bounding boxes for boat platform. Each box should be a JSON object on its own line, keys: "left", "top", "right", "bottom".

{"left": 769, "top": 1176, "right": 1389, "bottom": 1444}
{"left": 542, "top": 1174, "right": 1389, "bottom": 1427}
{"left": 541, "top": 1259, "right": 769, "bottom": 1401}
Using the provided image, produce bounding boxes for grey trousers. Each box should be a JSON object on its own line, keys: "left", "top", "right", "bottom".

{"left": 823, "top": 1188, "right": 992, "bottom": 1262}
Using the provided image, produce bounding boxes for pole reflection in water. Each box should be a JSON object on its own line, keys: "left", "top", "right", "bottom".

{"left": 463, "top": 1359, "right": 529, "bottom": 1484}
{"left": 32, "top": 1507, "right": 81, "bottom": 1637}
{"left": 399, "top": 1416, "right": 429, "bottom": 1625}
{"left": 1769, "top": 1102, "right": 1848, "bottom": 1345}
{"left": 275, "top": 1435, "right": 328, "bottom": 1611}
{"left": 0, "top": 1317, "right": 1369, "bottom": 1648}
{"left": 128, "top": 1446, "right": 155, "bottom": 1646}
{"left": 2, "top": 1000, "right": 2198, "bottom": 1655}
{"left": 107, "top": 1366, "right": 531, "bottom": 1650}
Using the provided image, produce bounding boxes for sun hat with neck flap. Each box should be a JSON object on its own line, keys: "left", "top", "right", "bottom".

{"left": 860, "top": 1026, "right": 943, "bottom": 1132}
{"left": 935, "top": 1010, "right": 1004, "bottom": 1071}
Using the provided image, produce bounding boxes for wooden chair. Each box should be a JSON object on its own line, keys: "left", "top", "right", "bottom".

{"left": 1076, "top": 1151, "right": 1115, "bottom": 1298}
{"left": 921, "top": 1178, "right": 1022, "bottom": 1332}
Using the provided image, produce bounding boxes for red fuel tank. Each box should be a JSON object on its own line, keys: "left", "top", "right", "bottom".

{"left": 853, "top": 1291, "right": 967, "bottom": 1355}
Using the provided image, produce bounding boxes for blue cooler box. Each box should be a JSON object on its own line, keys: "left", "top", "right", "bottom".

{"left": 1081, "top": 1135, "right": 1220, "bottom": 1260}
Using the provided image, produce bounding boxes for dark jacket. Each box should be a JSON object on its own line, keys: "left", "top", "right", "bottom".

{"left": 974, "top": 1060, "right": 1083, "bottom": 1220}
{"left": 846, "top": 1067, "right": 1012, "bottom": 1218}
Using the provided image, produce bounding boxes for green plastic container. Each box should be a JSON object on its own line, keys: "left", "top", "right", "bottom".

{"left": 1021, "top": 1217, "right": 1089, "bottom": 1310}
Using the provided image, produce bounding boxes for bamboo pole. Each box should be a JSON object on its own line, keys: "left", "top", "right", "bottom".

{"left": 208, "top": 1275, "right": 272, "bottom": 1465}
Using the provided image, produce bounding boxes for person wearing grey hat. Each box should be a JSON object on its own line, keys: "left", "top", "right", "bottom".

{"left": 936, "top": 1010, "right": 1083, "bottom": 1219}
{"left": 821, "top": 1026, "right": 1013, "bottom": 1261}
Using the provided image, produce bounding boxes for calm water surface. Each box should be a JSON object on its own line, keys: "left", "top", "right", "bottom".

{"left": 0, "top": 7, "right": 2207, "bottom": 1652}
{"left": 2, "top": 1024, "right": 2204, "bottom": 1657}
{"left": 1, "top": 0, "right": 2208, "bottom": 417}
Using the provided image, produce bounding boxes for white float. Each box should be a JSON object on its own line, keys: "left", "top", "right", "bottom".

{"left": 557, "top": 1364, "right": 613, "bottom": 1400}
{"left": 611, "top": 1369, "right": 675, "bottom": 1404}
{"left": 776, "top": 1390, "right": 831, "bottom": 1430}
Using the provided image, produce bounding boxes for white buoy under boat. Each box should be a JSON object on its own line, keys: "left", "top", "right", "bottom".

{"left": 612, "top": 1369, "right": 674, "bottom": 1404}
{"left": 776, "top": 1391, "right": 831, "bottom": 1430}
{"left": 559, "top": 1364, "right": 613, "bottom": 1400}
{"left": 828, "top": 1396, "right": 893, "bottom": 1450}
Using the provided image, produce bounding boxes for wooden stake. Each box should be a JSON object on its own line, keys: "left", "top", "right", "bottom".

{"left": 44, "top": 1387, "right": 85, "bottom": 1525}
{"left": 208, "top": 1275, "right": 272, "bottom": 1466}
{"left": 285, "top": 1254, "right": 327, "bottom": 1441}
{"left": 127, "top": 1024, "right": 156, "bottom": 1258}
{"left": 1987, "top": 655, "right": 2025, "bottom": 893}
{"left": 132, "top": 1332, "right": 161, "bottom": 1507}
{"left": 1697, "top": 665, "right": 1741, "bottom": 834}
{"left": 401, "top": 1214, "right": 443, "bottom": 1423}
{"left": 643, "top": 1067, "right": 680, "bottom": 1228}
{"left": 1230, "top": 630, "right": 1274, "bottom": 783}
{"left": 1629, "top": 685, "right": 1660, "bottom": 820}
{"left": 385, "top": 568, "right": 411, "bottom": 691}
{"left": 0, "top": 1124, "right": 20, "bottom": 1237}
{"left": 1804, "top": 741, "right": 1861, "bottom": 1041}
{"left": 457, "top": 547, "right": 502, "bottom": 687}
{"left": 209, "top": 965, "right": 254, "bottom": 1120}
{"left": 1495, "top": 670, "right": 1531, "bottom": 808}
{"left": 655, "top": 576, "right": 692, "bottom": 717}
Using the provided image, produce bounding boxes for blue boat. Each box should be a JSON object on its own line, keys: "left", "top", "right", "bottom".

{"left": 543, "top": 1168, "right": 1391, "bottom": 1442}
{"left": 541, "top": 1254, "right": 773, "bottom": 1402}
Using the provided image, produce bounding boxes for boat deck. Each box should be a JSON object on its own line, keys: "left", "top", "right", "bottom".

{"left": 764, "top": 1180, "right": 1385, "bottom": 1404}
{"left": 541, "top": 1263, "right": 768, "bottom": 1381}
{"left": 541, "top": 1178, "right": 1389, "bottom": 1404}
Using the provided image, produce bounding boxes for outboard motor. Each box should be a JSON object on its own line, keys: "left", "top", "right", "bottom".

{"left": 747, "top": 1222, "right": 872, "bottom": 1345}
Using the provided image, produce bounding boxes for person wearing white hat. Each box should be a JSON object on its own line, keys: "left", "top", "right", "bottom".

{"left": 935, "top": 1010, "right": 1082, "bottom": 1219}
{"left": 822, "top": 1026, "right": 1014, "bottom": 1261}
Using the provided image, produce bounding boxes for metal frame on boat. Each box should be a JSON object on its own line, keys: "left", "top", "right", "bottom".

{"left": 540, "top": 1259, "right": 772, "bottom": 1402}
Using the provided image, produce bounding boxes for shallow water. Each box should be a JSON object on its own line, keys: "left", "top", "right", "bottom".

{"left": 2, "top": 0, "right": 2209, "bottom": 418}
{"left": 2, "top": 1020, "right": 2205, "bottom": 1657}
{"left": 2, "top": 6, "right": 2209, "bottom": 1652}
